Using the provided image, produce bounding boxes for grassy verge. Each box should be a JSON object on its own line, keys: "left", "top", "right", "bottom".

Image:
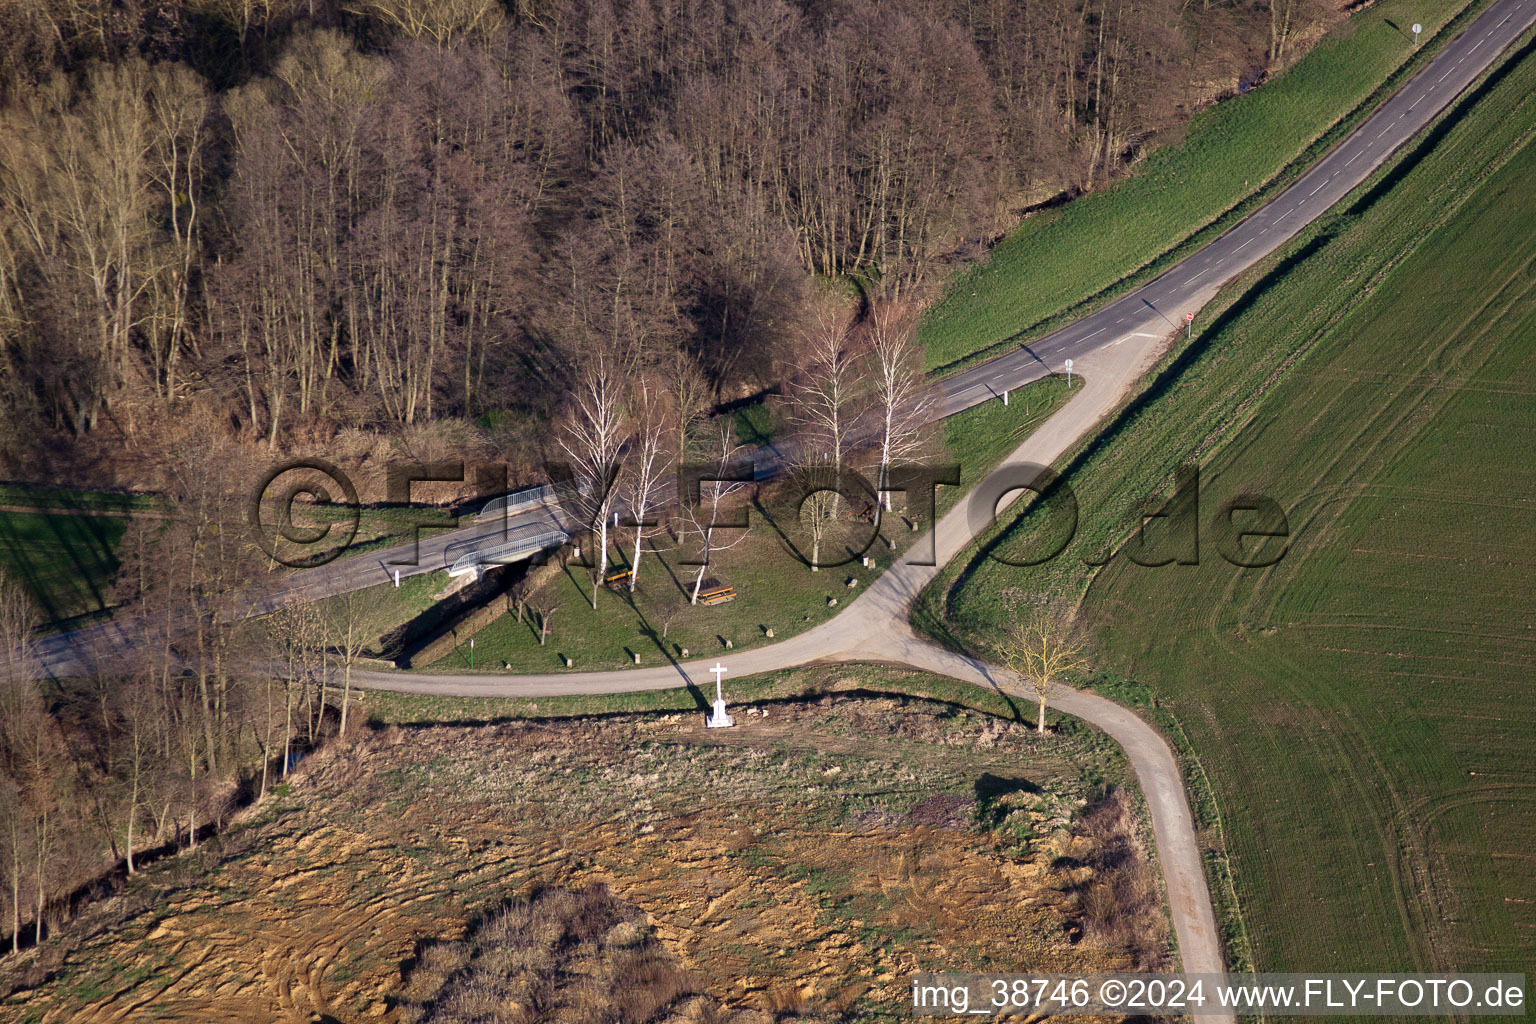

{"left": 0, "top": 483, "right": 159, "bottom": 515}
{"left": 920, "top": 0, "right": 1487, "bottom": 374}
{"left": 0, "top": 508, "right": 127, "bottom": 625}
{"left": 925, "top": 32, "right": 1536, "bottom": 977}
{"left": 364, "top": 662, "right": 1036, "bottom": 723}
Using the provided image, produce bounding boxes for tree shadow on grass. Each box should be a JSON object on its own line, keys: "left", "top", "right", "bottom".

{"left": 611, "top": 580, "right": 709, "bottom": 712}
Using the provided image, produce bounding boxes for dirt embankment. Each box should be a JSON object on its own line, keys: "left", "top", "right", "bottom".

{"left": 1, "top": 692, "right": 1165, "bottom": 1023}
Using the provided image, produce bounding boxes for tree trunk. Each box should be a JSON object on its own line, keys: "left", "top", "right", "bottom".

{"left": 125, "top": 780, "right": 137, "bottom": 874}
{"left": 629, "top": 528, "right": 644, "bottom": 594}
{"left": 282, "top": 679, "right": 293, "bottom": 778}
{"left": 340, "top": 659, "right": 353, "bottom": 738}
{"left": 592, "top": 519, "right": 609, "bottom": 610}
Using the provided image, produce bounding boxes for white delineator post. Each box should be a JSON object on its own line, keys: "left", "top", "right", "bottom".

{"left": 1065, "top": 358, "right": 1073, "bottom": 387}
{"left": 394, "top": 568, "right": 401, "bottom": 588}
{"left": 706, "top": 662, "right": 735, "bottom": 728}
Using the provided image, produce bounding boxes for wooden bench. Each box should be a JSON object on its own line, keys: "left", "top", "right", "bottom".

{"left": 603, "top": 568, "right": 633, "bottom": 589}
{"left": 698, "top": 584, "right": 737, "bottom": 606}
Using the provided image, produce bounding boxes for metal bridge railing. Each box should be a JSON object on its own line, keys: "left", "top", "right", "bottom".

{"left": 448, "top": 529, "right": 568, "bottom": 578}
{"left": 477, "top": 477, "right": 593, "bottom": 522}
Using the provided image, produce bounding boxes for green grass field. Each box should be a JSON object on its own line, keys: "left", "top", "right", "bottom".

{"left": 0, "top": 508, "right": 127, "bottom": 625}
{"left": 925, "top": 34, "right": 1536, "bottom": 978}
{"left": 918, "top": 0, "right": 1484, "bottom": 374}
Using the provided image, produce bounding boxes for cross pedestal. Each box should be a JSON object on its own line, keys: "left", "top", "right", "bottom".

{"left": 705, "top": 662, "right": 735, "bottom": 728}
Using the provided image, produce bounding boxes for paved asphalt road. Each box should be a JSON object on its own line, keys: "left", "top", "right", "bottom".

{"left": 26, "top": 0, "right": 1536, "bottom": 997}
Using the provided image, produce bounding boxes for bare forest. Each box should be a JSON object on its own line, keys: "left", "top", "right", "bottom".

{"left": 1, "top": 0, "right": 1332, "bottom": 472}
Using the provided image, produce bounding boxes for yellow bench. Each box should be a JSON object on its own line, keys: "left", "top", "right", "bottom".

{"left": 698, "top": 585, "right": 737, "bottom": 606}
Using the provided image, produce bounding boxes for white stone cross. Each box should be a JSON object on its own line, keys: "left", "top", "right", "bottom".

{"left": 706, "top": 662, "right": 734, "bottom": 728}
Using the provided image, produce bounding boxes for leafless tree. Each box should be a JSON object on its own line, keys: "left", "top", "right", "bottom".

{"left": 624, "top": 374, "right": 674, "bottom": 593}
{"left": 557, "top": 354, "right": 629, "bottom": 610}
{"left": 682, "top": 422, "right": 752, "bottom": 604}
{"left": 265, "top": 596, "right": 322, "bottom": 782}
{"left": 785, "top": 303, "right": 864, "bottom": 516}
{"left": 325, "top": 587, "right": 388, "bottom": 739}
{"left": 1002, "top": 600, "right": 1093, "bottom": 733}
{"left": 113, "top": 674, "right": 158, "bottom": 874}
{"left": 530, "top": 589, "right": 560, "bottom": 646}
{"left": 866, "top": 298, "right": 932, "bottom": 525}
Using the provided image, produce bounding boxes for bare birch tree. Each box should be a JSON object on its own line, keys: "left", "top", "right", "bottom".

{"left": 557, "top": 354, "right": 629, "bottom": 610}
{"left": 683, "top": 422, "right": 751, "bottom": 604}
{"left": 866, "top": 299, "right": 932, "bottom": 526}
{"left": 784, "top": 304, "right": 865, "bottom": 571}
{"left": 785, "top": 305, "right": 863, "bottom": 513}
{"left": 624, "top": 374, "right": 674, "bottom": 593}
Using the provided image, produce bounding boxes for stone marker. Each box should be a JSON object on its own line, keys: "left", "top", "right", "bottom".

{"left": 706, "top": 662, "right": 734, "bottom": 728}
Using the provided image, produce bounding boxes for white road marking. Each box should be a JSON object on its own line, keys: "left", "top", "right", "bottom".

{"left": 1082, "top": 327, "right": 1105, "bottom": 340}
{"left": 1309, "top": 179, "right": 1329, "bottom": 196}
{"left": 1234, "top": 237, "right": 1254, "bottom": 252}
{"left": 1189, "top": 268, "right": 1208, "bottom": 282}
{"left": 1378, "top": 126, "right": 1392, "bottom": 138}
{"left": 1346, "top": 150, "right": 1361, "bottom": 166}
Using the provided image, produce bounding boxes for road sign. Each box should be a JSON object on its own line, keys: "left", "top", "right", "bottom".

{"left": 1412, "top": 22, "right": 1422, "bottom": 44}
{"left": 1185, "top": 311, "right": 1195, "bottom": 322}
